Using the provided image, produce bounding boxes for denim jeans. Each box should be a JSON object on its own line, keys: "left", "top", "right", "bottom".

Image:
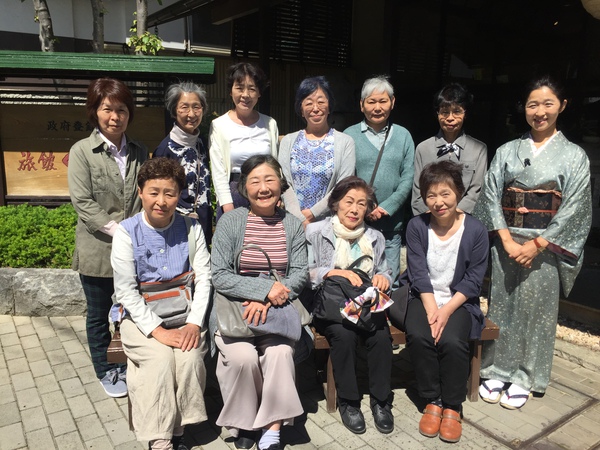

{"left": 383, "top": 232, "right": 402, "bottom": 290}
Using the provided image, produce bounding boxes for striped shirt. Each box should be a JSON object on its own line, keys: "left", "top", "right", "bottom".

{"left": 239, "top": 212, "right": 288, "bottom": 277}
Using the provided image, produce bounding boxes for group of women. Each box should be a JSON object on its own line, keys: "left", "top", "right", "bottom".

{"left": 67, "top": 63, "right": 591, "bottom": 450}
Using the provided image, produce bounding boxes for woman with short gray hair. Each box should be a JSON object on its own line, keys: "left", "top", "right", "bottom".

{"left": 155, "top": 81, "right": 212, "bottom": 245}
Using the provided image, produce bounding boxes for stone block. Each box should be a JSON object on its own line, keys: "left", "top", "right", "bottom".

{"left": 0, "top": 421, "right": 26, "bottom": 450}
{"left": 75, "top": 414, "right": 106, "bottom": 441}
{"left": 54, "top": 429, "right": 84, "bottom": 449}
{"left": 0, "top": 269, "right": 17, "bottom": 315}
{"left": 10, "top": 269, "right": 86, "bottom": 316}
{"left": 48, "top": 409, "right": 77, "bottom": 436}
{"left": 25, "top": 427, "right": 55, "bottom": 450}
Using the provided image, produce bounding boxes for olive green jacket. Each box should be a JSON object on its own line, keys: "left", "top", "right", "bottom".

{"left": 68, "top": 129, "right": 148, "bottom": 278}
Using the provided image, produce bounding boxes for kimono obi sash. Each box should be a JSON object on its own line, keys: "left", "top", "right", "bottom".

{"left": 501, "top": 187, "right": 562, "bottom": 229}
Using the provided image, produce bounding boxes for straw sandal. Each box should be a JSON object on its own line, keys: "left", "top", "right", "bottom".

{"left": 499, "top": 384, "right": 531, "bottom": 410}
{"left": 479, "top": 380, "right": 504, "bottom": 404}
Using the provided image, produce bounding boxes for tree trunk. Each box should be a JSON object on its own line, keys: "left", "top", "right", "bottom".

{"left": 135, "top": 0, "right": 148, "bottom": 56}
{"left": 32, "top": 0, "right": 55, "bottom": 52}
{"left": 137, "top": 0, "right": 148, "bottom": 38}
{"left": 90, "top": 0, "right": 105, "bottom": 53}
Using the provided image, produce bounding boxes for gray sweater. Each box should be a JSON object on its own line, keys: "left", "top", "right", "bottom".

{"left": 211, "top": 207, "right": 309, "bottom": 301}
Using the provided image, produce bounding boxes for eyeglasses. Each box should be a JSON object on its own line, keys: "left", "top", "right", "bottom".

{"left": 302, "top": 100, "right": 329, "bottom": 110}
{"left": 437, "top": 108, "right": 465, "bottom": 118}
{"left": 177, "top": 104, "right": 203, "bottom": 114}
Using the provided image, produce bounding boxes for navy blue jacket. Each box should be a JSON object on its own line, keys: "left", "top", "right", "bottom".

{"left": 401, "top": 213, "right": 489, "bottom": 339}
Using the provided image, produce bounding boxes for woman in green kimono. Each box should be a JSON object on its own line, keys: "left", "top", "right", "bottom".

{"left": 473, "top": 76, "right": 591, "bottom": 409}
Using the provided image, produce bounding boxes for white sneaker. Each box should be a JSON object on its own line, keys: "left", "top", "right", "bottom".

{"left": 100, "top": 368, "right": 128, "bottom": 398}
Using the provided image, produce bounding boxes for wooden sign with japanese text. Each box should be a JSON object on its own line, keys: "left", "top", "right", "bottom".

{"left": 0, "top": 105, "right": 165, "bottom": 198}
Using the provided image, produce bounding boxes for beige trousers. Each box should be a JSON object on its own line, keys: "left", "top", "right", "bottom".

{"left": 214, "top": 332, "right": 303, "bottom": 436}
{"left": 121, "top": 319, "right": 208, "bottom": 442}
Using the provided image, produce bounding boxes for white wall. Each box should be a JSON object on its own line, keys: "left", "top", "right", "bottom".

{"left": 0, "top": 0, "right": 74, "bottom": 35}
{"left": 1, "top": 0, "right": 186, "bottom": 48}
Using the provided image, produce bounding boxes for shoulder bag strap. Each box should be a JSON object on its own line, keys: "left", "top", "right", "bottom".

{"left": 347, "top": 254, "right": 373, "bottom": 270}
{"left": 234, "top": 244, "right": 282, "bottom": 282}
{"left": 368, "top": 121, "right": 393, "bottom": 187}
{"left": 183, "top": 216, "right": 195, "bottom": 271}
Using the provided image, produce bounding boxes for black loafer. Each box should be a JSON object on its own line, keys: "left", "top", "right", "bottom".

{"left": 372, "top": 403, "right": 394, "bottom": 434}
{"left": 261, "top": 444, "right": 282, "bottom": 450}
{"left": 235, "top": 429, "right": 256, "bottom": 450}
{"left": 340, "top": 403, "right": 366, "bottom": 434}
{"left": 171, "top": 435, "right": 189, "bottom": 450}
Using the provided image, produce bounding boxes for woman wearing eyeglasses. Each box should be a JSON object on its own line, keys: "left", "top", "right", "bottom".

{"left": 155, "top": 82, "right": 212, "bottom": 245}
{"left": 411, "top": 83, "right": 487, "bottom": 215}
{"left": 279, "top": 76, "right": 355, "bottom": 227}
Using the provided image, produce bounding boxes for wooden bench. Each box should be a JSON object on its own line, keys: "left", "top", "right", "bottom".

{"left": 313, "top": 318, "right": 499, "bottom": 413}
{"left": 108, "top": 318, "right": 499, "bottom": 418}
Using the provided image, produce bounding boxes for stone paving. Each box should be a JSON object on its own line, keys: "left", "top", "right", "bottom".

{"left": 1, "top": 314, "right": 600, "bottom": 450}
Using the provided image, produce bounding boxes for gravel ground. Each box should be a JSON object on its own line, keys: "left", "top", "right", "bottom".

{"left": 481, "top": 298, "right": 600, "bottom": 352}
{"left": 556, "top": 315, "right": 600, "bottom": 351}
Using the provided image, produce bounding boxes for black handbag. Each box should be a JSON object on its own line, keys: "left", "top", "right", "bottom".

{"left": 313, "top": 255, "right": 380, "bottom": 331}
{"left": 387, "top": 283, "right": 409, "bottom": 332}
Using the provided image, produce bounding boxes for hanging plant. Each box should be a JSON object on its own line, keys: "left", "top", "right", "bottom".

{"left": 127, "top": 13, "right": 164, "bottom": 55}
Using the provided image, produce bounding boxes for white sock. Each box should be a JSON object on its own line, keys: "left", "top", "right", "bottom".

{"left": 150, "top": 439, "right": 173, "bottom": 450}
{"left": 507, "top": 383, "right": 529, "bottom": 395}
{"left": 259, "top": 429, "right": 280, "bottom": 450}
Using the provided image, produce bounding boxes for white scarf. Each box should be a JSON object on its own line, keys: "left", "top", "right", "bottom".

{"left": 331, "top": 215, "right": 374, "bottom": 274}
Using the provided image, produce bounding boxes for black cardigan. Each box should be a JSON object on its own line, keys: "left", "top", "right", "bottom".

{"left": 401, "top": 212, "right": 489, "bottom": 339}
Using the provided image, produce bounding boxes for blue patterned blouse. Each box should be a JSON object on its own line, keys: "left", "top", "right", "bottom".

{"left": 290, "top": 129, "right": 335, "bottom": 210}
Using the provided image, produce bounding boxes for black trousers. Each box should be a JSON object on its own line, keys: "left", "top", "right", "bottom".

{"left": 405, "top": 298, "right": 471, "bottom": 406}
{"left": 314, "top": 317, "right": 393, "bottom": 404}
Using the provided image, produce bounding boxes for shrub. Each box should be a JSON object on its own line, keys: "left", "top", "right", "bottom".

{"left": 0, "top": 204, "right": 77, "bottom": 268}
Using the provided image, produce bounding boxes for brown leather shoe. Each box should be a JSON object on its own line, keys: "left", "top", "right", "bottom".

{"left": 439, "top": 408, "right": 462, "bottom": 443}
{"left": 419, "top": 404, "right": 442, "bottom": 438}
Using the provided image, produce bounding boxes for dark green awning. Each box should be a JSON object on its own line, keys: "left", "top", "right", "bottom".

{"left": 0, "top": 50, "right": 215, "bottom": 83}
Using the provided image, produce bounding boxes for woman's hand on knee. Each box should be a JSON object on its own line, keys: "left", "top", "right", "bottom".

{"left": 151, "top": 324, "right": 200, "bottom": 350}
{"left": 178, "top": 323, "right": 201, "bottom": 351}
{"left": 151, "top": 326, "right": 182, "bottom": 348}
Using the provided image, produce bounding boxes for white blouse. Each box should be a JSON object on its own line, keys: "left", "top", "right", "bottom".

{"left": 224, "top": 114, "right": 272, "bottom": 173}
{"left": 427, "top": 216, "right": 465, "bottom": 307}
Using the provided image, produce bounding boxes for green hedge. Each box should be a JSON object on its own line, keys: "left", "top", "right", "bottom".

{"left": 0, "top": 204, "right": 77, "bottom": 268}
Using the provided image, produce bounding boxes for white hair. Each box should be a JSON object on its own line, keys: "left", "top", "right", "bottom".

{"left": 360, "top": 76, "right": 394, "bottom": 101}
